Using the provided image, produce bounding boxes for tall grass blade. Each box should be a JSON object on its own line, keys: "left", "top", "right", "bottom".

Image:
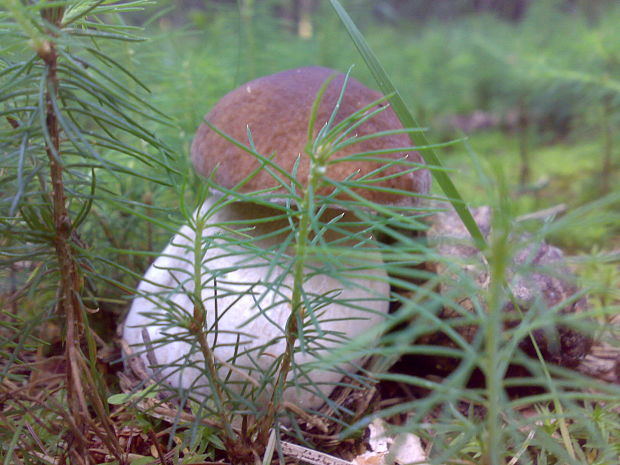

{"left": 328, "top": 0, "right": 487, "bottom": 250}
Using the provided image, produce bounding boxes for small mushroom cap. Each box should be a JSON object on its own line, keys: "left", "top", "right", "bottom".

{"left": 191, "top": 66, "right": 431, "bottom": 207}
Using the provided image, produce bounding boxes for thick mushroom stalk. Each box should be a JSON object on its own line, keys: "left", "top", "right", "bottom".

{"left": 123, "top": 196, "right": 390, "bottom": 409}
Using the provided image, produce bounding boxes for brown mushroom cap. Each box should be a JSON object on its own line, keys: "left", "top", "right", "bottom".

{"left": 191, "top": 66, "right": 431, "bottom": 207}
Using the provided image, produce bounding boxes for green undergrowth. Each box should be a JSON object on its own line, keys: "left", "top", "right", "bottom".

{"left": 444, "top": 131, "right": 620, "bottom": 249}
{"left": 1, "top": 1, "right": 619, "bottom": 464}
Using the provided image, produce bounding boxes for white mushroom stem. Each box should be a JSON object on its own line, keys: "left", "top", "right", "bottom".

{"left": 123, "top": 196, "right": 390, "bottom": 410}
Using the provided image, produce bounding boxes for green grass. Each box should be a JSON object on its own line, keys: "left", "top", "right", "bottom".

{"left": 442, "top": 130, "right": 619, "bottom": 249}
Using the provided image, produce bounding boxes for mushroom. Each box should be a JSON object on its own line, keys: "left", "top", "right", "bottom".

{"left": 123, "top": 67, "right": 431, "bottom": 413}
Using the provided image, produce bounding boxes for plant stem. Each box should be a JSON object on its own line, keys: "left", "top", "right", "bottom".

{"left": 517, "top": 97, "right": 530, "bottom": 187}
{"left": 601, "top": 95, "right": 613, "bottom": 195}
{"left": 484, "top": 210, "right": 510, "bottom": 465}
{"left": 40, "top": 31, "right": 123, "bottom": 465}
{"left": 191, "top": 213, "right": 235, "bottom": 440}
{"left": 190, "top": 211, "right": 259, "bottom": 464}
{"left": 41, "top": 39, "right": 90, "bottom": 462}
{"left": 256, "top": 148, "right": 322, "bottom": 442}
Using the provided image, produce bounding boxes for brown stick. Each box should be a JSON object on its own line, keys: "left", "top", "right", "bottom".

{"left": 39, "top": 38, "right": 89, "bottom": 462}
{"left": 39, "top": 36, "right": 125, "bottom": 464}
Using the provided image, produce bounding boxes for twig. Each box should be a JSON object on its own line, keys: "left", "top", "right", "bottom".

{"left": 506, "top": 430, "right": 535, "bottom": 465}
{"left": 516, "top": 204, "right": 567, "bottom": 222}
{"left": 282, "top": 401, "right": 329, "bottom": 433}
{"left": 142, "top": 328, "right": 166, "bottom": 385}
{"left": 148, "top": 430, "right": 168, "bottom": 465}
{"left": 261, "top": 430, "right": 277, "bottom": 465}
{"left": 25, "top": 421, "right": 50, "bottom": 457}
{"left": 280, "top": 441, "right": 352, "bottom": 465}
{"left": 215, "top": 355, "right": 260, "bottom": 388}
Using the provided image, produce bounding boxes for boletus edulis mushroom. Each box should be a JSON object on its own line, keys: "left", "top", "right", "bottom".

{"left": 123, "top": 67, "right": 431, "bottom": 412}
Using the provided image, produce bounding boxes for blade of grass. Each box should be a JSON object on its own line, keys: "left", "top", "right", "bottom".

{"left": 328, "top": 0, "right": 487, "bottom": 250}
